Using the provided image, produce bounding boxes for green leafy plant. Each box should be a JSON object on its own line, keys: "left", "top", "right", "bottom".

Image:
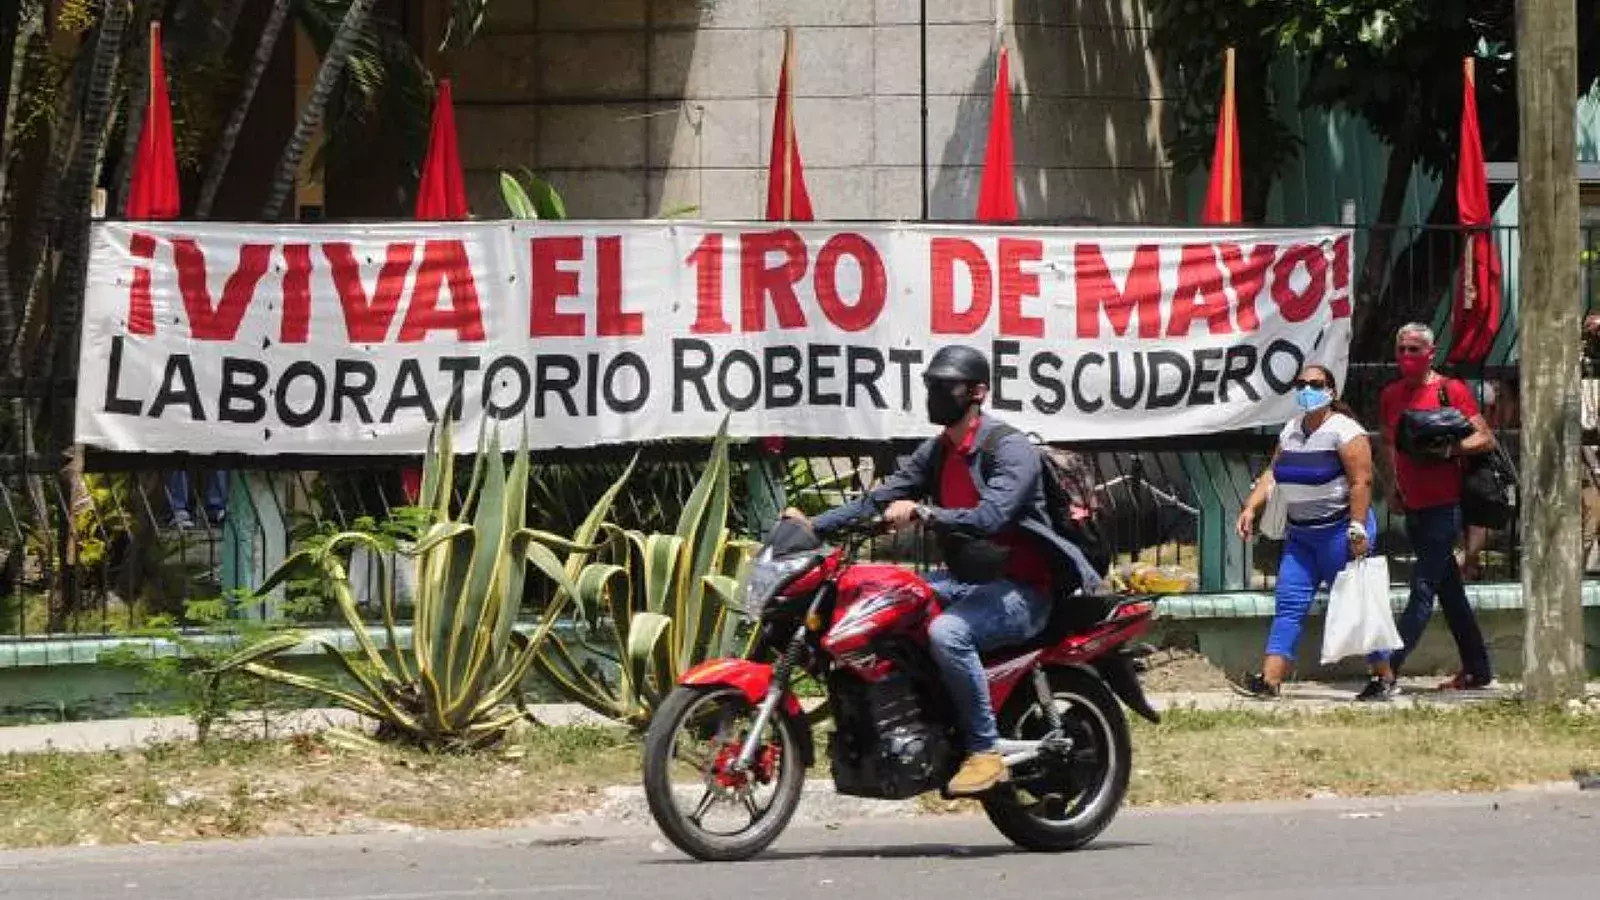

{"left": 99, "top": 593, "right": 293, "bottom": 743}
{"left": 499, "top": 168, "right": 567, "bottom": 220}
{"left": 535, "top": 421, "right": 758, "bottom": 727}
{"left": 214, "top": 425, "right": 593, "bottom": 750}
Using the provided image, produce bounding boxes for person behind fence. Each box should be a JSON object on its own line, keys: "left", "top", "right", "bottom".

{"left": 782, "top": 345, "right": 1101, "bottom": 797}
{"left": 1232, "top": 364, "right": 1393, "bottom": 700}
{"left": 1379, "top": 323, "right": 1496, "bottom": 691}
{"left": 1461, "top": 378, "right": 1518, "bottom": 581}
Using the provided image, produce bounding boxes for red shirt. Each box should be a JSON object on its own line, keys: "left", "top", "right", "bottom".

{"left": 1379, "top": 376, "right": 1479, "bottom": 511}
{"left": 937, "top": 424, "right": 1055, "bottom": 592}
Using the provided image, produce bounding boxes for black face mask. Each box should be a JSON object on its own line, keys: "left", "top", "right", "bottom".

{"left": 925, "top": 381, "right": 970, "bottom": 426}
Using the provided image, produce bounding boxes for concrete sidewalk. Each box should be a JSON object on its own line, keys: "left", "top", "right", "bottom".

{"left": 6, "top": 678, "right": 1588, "bottom": 756}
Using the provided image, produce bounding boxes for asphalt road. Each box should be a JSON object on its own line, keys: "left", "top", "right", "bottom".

{"left": 3, "top": 789, "right": 1597, "bottom": 900}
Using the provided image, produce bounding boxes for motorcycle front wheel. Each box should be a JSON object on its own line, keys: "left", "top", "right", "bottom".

{"left": 642, "top": 685, "right": 806, "bottom": 862}
{"left": 982, "top": 666, "right": 1132, "bottom": 852}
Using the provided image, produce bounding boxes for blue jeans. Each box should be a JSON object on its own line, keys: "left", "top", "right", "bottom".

{"left": 925, "top": 573, "right": 1053, "bottom": 753}
{"left": 1389, "top": 504, "right": 1491, "bottom": 680}
{"left": 1269, "top": 510, "right": 1380, "bottom": 663}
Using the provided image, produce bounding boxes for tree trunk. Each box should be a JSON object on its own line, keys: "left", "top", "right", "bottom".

{"left": 195, "top": 0, "right": 292, "bottom": 218}
{"left": 0, "top": 3, "right": 43, "bottom": 372}
{"left": 261, "top": 0, "right": 379, "bottom": 220}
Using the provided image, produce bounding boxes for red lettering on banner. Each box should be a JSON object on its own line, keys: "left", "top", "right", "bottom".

{"left": 128, "top": 233, "right": 157, "bottom": 336}
{"left": 400, "top": 240, "right": 486, "bottom": 342}
{"left": 280, "top": 244, "right": 312, "bottom": 343}
{"left": 1217, "top": 243, "right": 1274, "bottom": 332}
{"left": 930, "top": 238, "right": 992, "bottom": 334}
{"left": 814, "top": 233, "right": 886, "bottom": 332}
{"left": 687, "top": 233, "right": 731, "bottom": 334}
{"left": 997, "top": 238, "right": 1044, "bottom": 338}
{"left": 1329, "top": 235, "right": 1352, "bottom": 318}
{"left": 531, "top": 236, "right": 586, "bottom": 337}
{"left": 596, "top": 236, "right": 642, "bottom": 337}
{"left": 1074, "top": 243, "right": 1162, "bottom": 339}
{"left": 740, "top": 230, "right": 808, "bottom": 331}
{"left": 1270, "top": 244, "right": 1327, "bottom": 323}
{"left": 1167, "top": 244, "right": 1233, "bottom": 337}
{"left": 327, "top": 242, "right": 415, "bottom": 343}
{"left": 172, "top": 239, "right": 273, "bottom": 341}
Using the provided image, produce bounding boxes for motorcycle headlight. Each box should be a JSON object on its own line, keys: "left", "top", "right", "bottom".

{"left": 738, "top": 552, "right": 815, "bottom": 619}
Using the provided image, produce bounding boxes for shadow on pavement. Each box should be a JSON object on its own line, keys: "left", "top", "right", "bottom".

{"left": 645, "top": 839, "right": 1148, "bottom": 864}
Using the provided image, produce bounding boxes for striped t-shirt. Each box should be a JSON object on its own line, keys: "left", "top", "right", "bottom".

{"left": 1272, "top": 413, "right": 1365, "bottom": 526}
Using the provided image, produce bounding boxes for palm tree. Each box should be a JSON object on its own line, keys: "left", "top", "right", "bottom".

{"left": 195, "top": 0, "right": 291, "bottom": 217}
{"left": 261, "top": 0, "right": 379, "bottom": 220}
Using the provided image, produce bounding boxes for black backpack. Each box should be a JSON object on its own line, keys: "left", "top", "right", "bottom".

{"left": 1433, "top": 381, "right": 1519, "bottom": 529}
{"left": 930, "top": 423, "right": 1112, "bottom": 578}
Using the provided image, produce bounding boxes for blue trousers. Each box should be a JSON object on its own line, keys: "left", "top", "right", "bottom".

{"left": 1389, "top": 504, "right": 1491, "bottom": 680}
{"left": 925, "top": 573, "right": 1052, "bottom": 753}
{"left": 1267, "top": 510, "right": 1380, "bottom": 662}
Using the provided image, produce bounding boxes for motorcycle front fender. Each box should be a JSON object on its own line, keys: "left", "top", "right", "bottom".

{"left": 677, "top": 658, "right": 814, "bottom": 766}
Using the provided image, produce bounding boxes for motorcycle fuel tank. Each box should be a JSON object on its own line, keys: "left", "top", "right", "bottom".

{"left": 820, "top": 564, "right": 938, "bottom": 668}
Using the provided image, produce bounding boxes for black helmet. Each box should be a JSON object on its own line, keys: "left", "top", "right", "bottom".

{"left": 923, "top": 345, "right": 990, "bottom": 385}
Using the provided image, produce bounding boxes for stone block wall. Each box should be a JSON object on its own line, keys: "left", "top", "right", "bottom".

{"left": 447, "top": 0, "right": 1174, "bottom": 222}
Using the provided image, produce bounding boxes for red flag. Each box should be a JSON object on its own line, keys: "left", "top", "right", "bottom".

{"left": 975, "top": 46, "right": 1017, "bottom": 222}
{"left": 766, "top": 27, "right": 813, "bottom": 220}
{"left": 1446, "top": 57, "right": 1502, "bottom": 365}
{"left": 402, "top": 79, "right": 471, "bottom": 503}
{"left": 126, "top": 23, "right": 180, "bottom": 222}
{"left": 415, "top": 79, "right": 469, "bottom": 219}
{"left": 1201, "top": 47, "right": 1241, "bottom": 224}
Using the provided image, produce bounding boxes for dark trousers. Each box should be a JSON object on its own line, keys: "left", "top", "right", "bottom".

{"left": 1390, "top": 504, "right": 1492, "bottom": 680}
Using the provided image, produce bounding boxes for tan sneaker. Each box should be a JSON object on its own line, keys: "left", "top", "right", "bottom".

{"left": 946, "top": 752, "right": 1008, "bottom": 796}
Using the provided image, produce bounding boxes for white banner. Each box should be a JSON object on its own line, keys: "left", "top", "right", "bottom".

{"left": 76, "top": 220, "right": 1353, "bottom": 455}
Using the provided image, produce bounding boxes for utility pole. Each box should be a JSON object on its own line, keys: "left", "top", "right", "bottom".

{"left": 1517, "top": 0, "right": 1586, "bottom": 703}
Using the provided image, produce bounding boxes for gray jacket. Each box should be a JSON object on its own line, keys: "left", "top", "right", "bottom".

{"left": 814, "top": 415, "right": 1104, "bottom": 595}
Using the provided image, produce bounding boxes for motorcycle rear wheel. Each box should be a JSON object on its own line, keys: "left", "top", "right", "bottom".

{"left": 982, "top": 666, "right": 1132, "bottom": 852}
{"left": 642, "top": 685, "right": 806, "bottom": 862}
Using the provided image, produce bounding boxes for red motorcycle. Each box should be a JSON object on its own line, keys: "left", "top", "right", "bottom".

{"left": 641, "top": 518, "right": 1160, "bottom": 861}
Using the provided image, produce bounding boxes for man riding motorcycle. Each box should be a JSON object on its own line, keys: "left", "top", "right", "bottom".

{"left": 784, "top": 345, "right": 1104, "bottom": 796}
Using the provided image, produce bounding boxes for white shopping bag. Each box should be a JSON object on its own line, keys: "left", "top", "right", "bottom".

{"left": 1320, "top": 556, "right": 1404, "bottom": 664}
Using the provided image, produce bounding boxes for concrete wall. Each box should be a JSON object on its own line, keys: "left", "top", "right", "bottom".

{"left": 446, "top": 0, "right": 1174, "bottom": 222}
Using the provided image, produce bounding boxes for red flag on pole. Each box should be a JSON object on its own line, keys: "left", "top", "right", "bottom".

{"left": 1200, "top": 47, "right": 1241, "bottom": 224}
{"left": 766, "top": 27, "right": 814, "bottom": 221}
{"left": 127, "top": 23, "right": 180, "bottom": 222}
{"left": 402, "top": 79, "right": 471, "bottom": 502}
{"left": 975, "top": 45, "right": 1017, "bottom": 222}
{"left": 1446, "top": 57, "right": 1502, "bottom": 365}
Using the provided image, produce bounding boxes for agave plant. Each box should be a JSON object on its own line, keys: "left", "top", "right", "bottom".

{"left": 213, "top": 424, "right": 594, "bottom": 749}
{"left": 535, "top": 421, "right": 757, "bottom": 727}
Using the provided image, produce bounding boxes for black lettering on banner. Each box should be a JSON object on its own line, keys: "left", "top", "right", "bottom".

{"left": 1260, "top": 339, "right": 1304, "bottom": 395}
{"left": 603, "top": 352, "right": 649, "bottom": 414}
{"left": 846, "top": 346, "right": 887, "bottom": 409}
{"left": 585, "top": 354, "right": 600, "bottom": 417}
{"left": 808, "top": 344, "right": 842, "bottom": 406}
{"left": 765, "top": 346, "right": 803, "bottom": 408}
{"left": 1030, "top": 352, "right": 1065, "bottom": 415}
{"left": 275, "top": 360, "right": 327, "bottom": 428}
{"left": 1108, "top": 352, "right": 1144, "bottom": 411}
{"left": 717, "top": 349, "right": 761, "bottom": 412}
{"left": 1220, "top": 345, "right": 1261, "bottom": 402}
{"left": 332, "top": 360, "right": 377, "bottom": 424}
{"left": 1071, "top": 353, "right": 1105, "bottom": 413}
{"left": 989, "top": 340, "right": 1023, "bottom": 412}
{"left": 219, "top": 357, "right": 270, "bottom": 424}
{"left": 484, "top": 355, "right": 530, "bottom": 420}
{"left": 383, "top": 359, "right": 437, "bottom": 424}
{"left": 888, "top": 348, "right": 922, "bottom": 412}
{"left": 673, "top": 338, "right": 715, "bottom": 413}
{"left": 1146, "top": 351, "right": 1191, "bottom": 410}
{"left": 104, "top": 336, "right": 142, "bottom": 416}
{"left": 437, "top": 356, "right": 480, "bottom": 421}
{"left": 535, "top": 355, "right": 581, "bottom": 418}
{"left": 148, "top": 354, "right": 205, "bottom": 421}
{"left": 1189, "top": 348, "right": 1224, "bottom": 406}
